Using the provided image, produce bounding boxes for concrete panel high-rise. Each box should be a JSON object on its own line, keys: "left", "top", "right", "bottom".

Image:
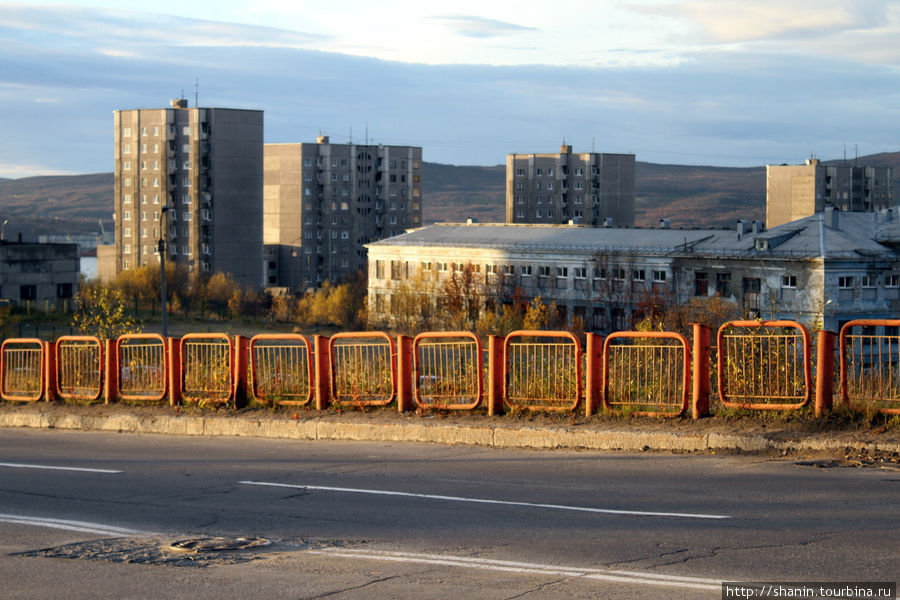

{"left": 109, "top": 99, "right": 264, "bottom": 288}
{"left": 766, "top": 158, "right": 894, "bottom": 228}
{"left": 506, "top": 145, "right": 635, "bottom": 227}
{"left": 263, "top": 137, "right": 422, "bottom": 291}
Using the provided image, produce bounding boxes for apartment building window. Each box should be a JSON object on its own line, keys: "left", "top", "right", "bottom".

{"left": 573, "top": 267, "right": 587, "bottom": 279}
{"left": 547, "top": 181, "right": 554, "bottom": 190}
{"left": 123, "top": 127, "right": 132, "bottom": 137}
{"left": 861, "top": 274, "right": 877, "bottom": 288}
{"left": 633, "top": 269, "right": 646, "bottom": 282}
{"left": 57, "top": 283, "right": 73, "bottom": 299}
{"left": 594, "top": 267, "right": 607, "bottom": 280}
{"left": 716, "top": 272, "right": 731, "bottom": 297}
{"left": 123, "top": 194, "right": 132, "bottom": 204}
{"left": 535, "top": 210, "right": 542, "bottom": 218}
{"left": 20, "top": 285, "right": 36, "bottom": 302}
{"left": 124, "top": 244, "right": 132, "bottom": 254}
{"left": 652, "top": 270, "right": 667, "bottom": 283}
{"left": 838, "top": 276, "right": 855, "bottom": 289}
{"left": 123, "top": 144, "right": 132, "bottom": 154}
{"left": 516, "top": 169, "right": 525, "bottom": 176}
{"left": 782, "top": 275, "right": 797, "bottom": 289}
{"left": 123, "top": 161, "right": 132, "bottom": 170}
{"left": 574, "top": 168, "right": 583, "bottom": 176}
{"left": 123, "top": 228, "right": 132, "bottom": 237}
{"left": 390, "top": 260, "right": 403, "bottom": 280}
{"left": 886, "top": 274, "right": 900, "bottom": 288}
{"left": 536, "top": 168, "right": 542, "bottom": 176}
{"left": 538, "top": 266, "right": 551, "bottom": 277}
{"left": 695, "top": 272, "right": 708, "bottom": 295}
{"left": 516, "top": 209, "right": 525, "bottom": 219}
{"left": 123, "top": 211, "right": 131, "bottom": 220}
{"left": 516, "top": 182, "right": 525, "bottom": 190}
{"left": 124, "top": 178, "right": 132, "bottom": 187}
{"left": 485, "top": 264, "right": 498, "bottom": 275}
{"left": 503, "top": 264, "right": 515, "bottom": 276}
{"left": 613, "top": 268, "right": 626, "bottom": 281}
{"left": 556, "top": 267, "right": 568, "bottom": 278}
{"left": 521, "top": 265, "right": 532, "bottom": 276}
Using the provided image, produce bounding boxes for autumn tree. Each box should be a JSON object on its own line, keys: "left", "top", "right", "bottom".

{"left": 72, "top": 282, "right": 142, "bottom": 339}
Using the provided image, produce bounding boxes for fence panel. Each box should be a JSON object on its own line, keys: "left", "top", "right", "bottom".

{"left": 840, "top": 319, "right": 900, "bottom": 415}
{"left": 180, "top": 334, "right": 233, "bottom": 405}
{"left": 249, "top": 334, "right": 314, "bottom": 406}
{"left": 603, "top": 331, "right": 691, "bottom": 417}
{"left": 1, "top": 338, "right": 45, "bottom": 402}
{"left": 413, "top": 332, "right": 482, "bottom": 410}
{"left": 717, "top": 320, "right": 812, "bottom": 410}
{"left": 56, "top": 336, "right": 103, "bottom": 402}
{"left": 118, "top": 334, "right": 167, "bottom": 402}
{"left": 329, "top": 332, "right": 396, "bottom": 406}
{"left": 504, "top": 331, "right": 581, "bottom": 412}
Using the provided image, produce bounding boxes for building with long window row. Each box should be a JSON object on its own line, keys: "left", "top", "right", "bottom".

{"left": 367, "top": 209, "right": 900, "bottom": 333}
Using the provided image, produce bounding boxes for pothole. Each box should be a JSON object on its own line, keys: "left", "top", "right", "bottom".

{"left": 168, "top": 536, "right": 271, "bottom": 553}
{"left": 15, "top": 536, "right": 367, "bottom": 568}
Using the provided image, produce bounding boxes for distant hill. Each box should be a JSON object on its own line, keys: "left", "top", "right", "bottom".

{"left": 1, "top": 153, "right": 897, "bottom": 240}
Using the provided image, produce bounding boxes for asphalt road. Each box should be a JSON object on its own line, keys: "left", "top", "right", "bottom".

{"left": 0, "top": 429, "right": 897, "bottom": 599}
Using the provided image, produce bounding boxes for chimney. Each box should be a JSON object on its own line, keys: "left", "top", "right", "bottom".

{"left": 752, "top": 220, "right": 763, "bottom": 234}
{"left": 825, "top": 206, "right": 839, "bottom": 230}
{"left": 736, "top": 219, "right": 749, "bottom": 238}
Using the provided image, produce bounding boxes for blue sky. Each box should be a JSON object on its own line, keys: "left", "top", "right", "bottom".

{"left": 1, "top": 0, "right": 899, "bottom": 177}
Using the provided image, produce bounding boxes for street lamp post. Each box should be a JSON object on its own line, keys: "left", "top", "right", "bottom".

{"left": 159, "top": 206, "right": 169, "bottom": 338}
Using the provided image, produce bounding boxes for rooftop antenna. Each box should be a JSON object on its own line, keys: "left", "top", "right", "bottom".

{"left": 843, "top": 144, "right": 847, "bottom": 165}
{"left": 854, "top": 143, "right": 858, "bottom": 167}
{"left": 349, "top": 126, "right": 353, "bottom": 144}
{"left": 592, "top": 137, "right": 595, "bottom": 153}
{"left": 365, "top": 122, "right": 369, "bottom": 146}
{"left": 195, "top": 78, "right": 199, "bottom": 107}
{"left": 180, "top": 89, "right": 185, "bottom": 105}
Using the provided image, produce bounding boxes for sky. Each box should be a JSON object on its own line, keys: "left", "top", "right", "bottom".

{"left": 1, "top": 0, "right": 899, "bottom": 178}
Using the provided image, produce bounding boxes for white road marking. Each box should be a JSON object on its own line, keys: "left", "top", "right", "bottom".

{"left": 0, "top": 462, "right": 122, "bottom": 474}
{"left": 306, "top": 547, "right": 722, "bottom": 591}
{"left": 239, "top": 480, "right": 731, "bottom": 520}
{"left": 0, "top": 514, "right": 150, "bottom": 536}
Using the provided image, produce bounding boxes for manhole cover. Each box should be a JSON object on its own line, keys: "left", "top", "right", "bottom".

{"left": 167, "top": 536, "right": 271, "bottom": 553}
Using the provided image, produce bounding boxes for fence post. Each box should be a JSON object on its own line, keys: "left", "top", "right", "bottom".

{"left": 104, "top": 338, "right": 119, "bottom": 404}
{"left": 43, "top": 340, "right": 57, "bottom": 403}
{"left": 314, "top": 335, "right": 330, "bottom": 410}
{"left": 396, "top": 335, "right": 414, "bottom": 412}
{"left": 232, "top": 335, "right": 249, "bottom": 409}
{"left": 815, "top": 330, "right": 836, "bottom": 418}
{"left": 585, "top": 333, "right": 603, "bottom": 416}
{"left": 167, "top": 337, "right": 182, "bottom": 406}
{"left": 487, "top": 335, "right": 504, "bottom": 416}
{"left": 692, "top": 323, "right": 711, "bottom": 419}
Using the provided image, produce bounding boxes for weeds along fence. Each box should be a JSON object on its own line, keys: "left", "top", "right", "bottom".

{"left": 0, "top": 320, "right": 897, "bottom": 418}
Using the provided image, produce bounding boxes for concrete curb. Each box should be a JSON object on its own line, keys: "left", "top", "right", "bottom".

{"left": 2, "top": 410, "right": 899, "bottom": 455}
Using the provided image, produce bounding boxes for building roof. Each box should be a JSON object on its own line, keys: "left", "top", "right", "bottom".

{"left": 368, "top": 211, "right": 900, "bottom": 260}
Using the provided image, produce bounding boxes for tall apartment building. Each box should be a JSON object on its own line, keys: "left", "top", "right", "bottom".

{"left": 506, "top": 145, "right": 635, "bottom": 227}
{"left": 109, "top": 99, "right": 264, "bottom": 288}
{"left": 766, "top": 158, "right": 894, "bottom": 228}
{"left": 263, "top": 137, "right": 422, "bottom": 291}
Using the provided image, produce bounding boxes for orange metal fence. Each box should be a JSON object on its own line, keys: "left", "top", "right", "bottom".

{"left": 180, "top": 334, "right": 233, "bottom": 405}
{"left": 249, "top": 334, "right": 314, "bottom": 406}
{"left": 504, "top": 330, "right": 581, "bottom": 412}
{"left": 1, "top": 338, "right": 45, "bottom": 402}
{"left": 602, "top": 331, "right": 691, "bottom": 417}
{"left": 413, "top": 332, "right": 482, "bottom": 410}
{"left": 329, "top": 332, "right": 396, "bottom": 406}
{"left": 839, "top": 319, "right": 900, "bottom": 415}
{"left": 117, "top": 334, "right": 167, "bottom": 402}
{"left": 717, "top": 320, "right": 812, "bottom": 410}
{"left": 55, "top": 336, "right": 103, "bottom": 402}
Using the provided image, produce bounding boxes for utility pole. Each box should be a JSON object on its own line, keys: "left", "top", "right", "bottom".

{"left": 159, "top": 206, "right": 169, "bottom": 338}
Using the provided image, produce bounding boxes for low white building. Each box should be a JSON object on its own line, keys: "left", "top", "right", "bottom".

{"left": 366, "top": 209, "right": 900, "bottom": 333}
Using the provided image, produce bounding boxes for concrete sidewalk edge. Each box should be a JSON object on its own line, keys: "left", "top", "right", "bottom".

{"left": 2, "top": 411, "right": 898, "bottom": 455}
